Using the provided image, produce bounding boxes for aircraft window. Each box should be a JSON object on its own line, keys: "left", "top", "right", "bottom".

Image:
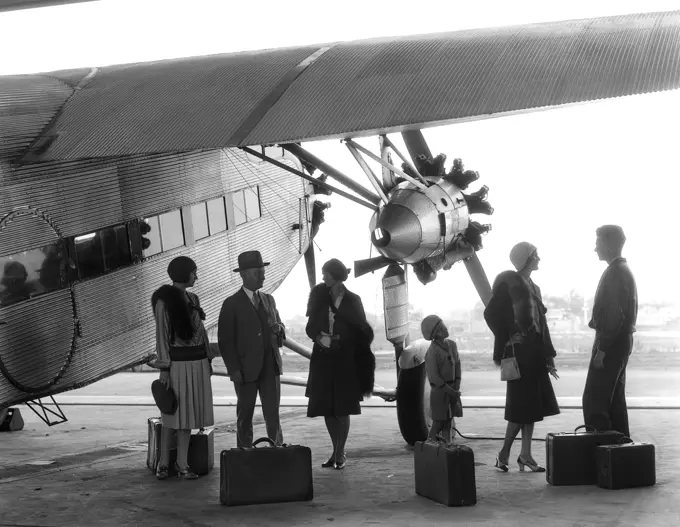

{"left": 207, "top": 197, "right": 228, "bottom": 235}
{"left": 191, "top": 202, "right": 210, "bottom": 240}
{"left": 101, "top": 225, "right": 132, "bottom": 272}
{"left": 142, "top": 216, "right": 162, "bottom": 257}
{"left": 159, "top": 210, "right": 185, "bottom": 251}
{"left": 245, "top": 186, "right": 261, "bottom": 221}
{"left": 74, "top": 232, "right": 105, "bottom": 280}
{"left": 0, "top": 243, "right": 67, "bottom": 306}
{"left": 232, "top": 191, "right": 247, "bottom": 227}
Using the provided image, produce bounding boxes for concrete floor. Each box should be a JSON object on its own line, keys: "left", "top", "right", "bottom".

{"left": 0, "top": 402, "right": 678, "bottom": 527}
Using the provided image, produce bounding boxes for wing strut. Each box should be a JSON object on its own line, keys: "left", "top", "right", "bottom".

{"left": 281, "top": 144, "right": 381, "bottom": 205}
{"left": 344, "top": 141, "right": 389, "bottom": 204}
{"left": 240, "top": 146, "right": 378, "bottom": 211}
{"left": 344, "top": 138, "right": 428, "bottom": 190}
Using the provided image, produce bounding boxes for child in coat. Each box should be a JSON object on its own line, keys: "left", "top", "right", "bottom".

{"left": 422, "top": 314, "right": 463, "bottom": 443}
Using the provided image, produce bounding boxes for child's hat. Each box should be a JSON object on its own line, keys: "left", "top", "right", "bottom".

{"left": 421, "top": 315, "right": 443, "bottom": 341}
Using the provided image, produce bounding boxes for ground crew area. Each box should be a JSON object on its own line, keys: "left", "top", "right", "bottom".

{"left": 0, "top": 404, "right": 677, "bottom": 527}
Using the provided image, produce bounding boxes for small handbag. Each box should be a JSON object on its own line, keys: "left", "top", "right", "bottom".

{"left": 151, "top": 379, "right": 178, "bottom": 415}
{"left": 500, "top": 338, "right": 521, "bottom": 382}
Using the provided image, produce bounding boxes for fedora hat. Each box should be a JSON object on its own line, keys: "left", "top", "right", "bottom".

{"left": 233, "top": 250, "right": 270, "bottom": 272}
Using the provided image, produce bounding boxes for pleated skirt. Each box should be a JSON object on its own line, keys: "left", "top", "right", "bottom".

{"left": 161, "top": 358, "right": 214, "bottom": 430}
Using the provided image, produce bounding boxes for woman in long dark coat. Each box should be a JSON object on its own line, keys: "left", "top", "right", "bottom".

{"left": 484, "top": 242, "right": 560, "bottom": 473}
{"left": 305, "top": 258, "right": 375, "bottom": 470}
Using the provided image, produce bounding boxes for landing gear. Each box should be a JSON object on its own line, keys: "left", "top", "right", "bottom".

{"left": 396, "top": 362, "right": 431, "bottom": 446}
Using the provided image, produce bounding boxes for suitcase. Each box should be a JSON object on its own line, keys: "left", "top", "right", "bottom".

{"left": 596, "top": 442, "right": 656, "bottom": 489}
{"left": 413, "top": 441, "right": 477, "bottom": 506}
{"left": 0, "top": 407, "right": 24, "bottom": 432}
{"left": 220, "top": 437, "right": 313, "bottom": 506}
{"left": 147, "top": 417, "right": 176, "bottom": 472}
{"left": 147, "top": 417, "right": 214, "bottom": 475}
{"left": 187, "top": 427, "right": 215, "bottom": 475}
{"left": 546, "top": 425, "right": 624, "bottom": 486}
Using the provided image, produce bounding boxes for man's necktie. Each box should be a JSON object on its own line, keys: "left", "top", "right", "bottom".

{"left": 253, "top": 291, "right": 260, "bottom": 310}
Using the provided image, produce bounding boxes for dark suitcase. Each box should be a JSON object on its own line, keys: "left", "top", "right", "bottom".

{"left": 147, "top": 417, "right": 176, "bottom": 472}
{"left": 596, "top": 442, "right": 656, "bottom": 489}
{"left": 220, "top": 437, "right": 313, "bottom": 506}
{"left": 188, "top": 427, "right": 215, "bottom": 475}
{"left": 147, "top": 417, "right": 214, "bottom": 475}
{"left": 414, "top": 441, "right": 477, "bottom": 506}
{"left": 546, "top": 425, "right": 624, "bottom": 486}
{"left": 0, "top": 407, "right": 24, "bottom": 432}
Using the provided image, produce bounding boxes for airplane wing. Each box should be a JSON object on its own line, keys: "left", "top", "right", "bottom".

{"left": 2, "top": 10, "right": 679, "bottom": 163}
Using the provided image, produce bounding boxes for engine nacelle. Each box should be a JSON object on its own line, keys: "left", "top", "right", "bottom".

{"left": 369, "top": 179, "right": 469, "bottom": 264}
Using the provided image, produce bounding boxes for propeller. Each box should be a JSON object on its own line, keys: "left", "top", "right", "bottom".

{"left": 304, "top": 243, "right": 316, "bottom": 289}
{"left": 354, "top": 255, "right": 397, "bottom": 278}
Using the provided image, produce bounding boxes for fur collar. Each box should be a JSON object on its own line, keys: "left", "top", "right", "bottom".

{"left": 151, "top": 285, "right": 205, "bottom": 342}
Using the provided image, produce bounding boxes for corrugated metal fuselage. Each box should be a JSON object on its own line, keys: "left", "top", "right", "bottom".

{"left": 0, "top": 147, "right": 312, "bottom": 409}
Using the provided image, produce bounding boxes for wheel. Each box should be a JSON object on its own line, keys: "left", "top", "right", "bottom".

{"left": 396, "top": 362, "right": 432, "bottom": 445}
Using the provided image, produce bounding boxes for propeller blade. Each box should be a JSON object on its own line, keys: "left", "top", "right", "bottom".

{"left": 379, "top": 135, "right": 398, "bottom": 192}
{"left": 354, "top": 255, "right": 396, "bottom": 278}
{"left": 401, "top": 130, "right": 432, "bottom": 161}
{"left": 464, "top": 252, "right": 492, "bottom": 307}
{"left": 303, "top": 242, "right": 316, "bottom": 289}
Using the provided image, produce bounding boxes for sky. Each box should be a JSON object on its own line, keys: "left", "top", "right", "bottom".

{"left": 1, "top": 0, "right": 679, "bottom": 320}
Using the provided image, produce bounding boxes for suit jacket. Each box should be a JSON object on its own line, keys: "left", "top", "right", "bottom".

{"left": 218, "top": 288, "right": 283, "bottom": 382}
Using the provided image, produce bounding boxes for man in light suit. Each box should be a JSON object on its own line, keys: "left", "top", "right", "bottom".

{"left": 218, "top": 251, "right": 285, "bottom": 448}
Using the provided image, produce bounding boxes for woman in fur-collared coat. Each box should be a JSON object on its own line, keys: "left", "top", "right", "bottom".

{"left": 150, "top": 256, "right": 216, "bottom": 480}
{"left": 305, "top": 258, "right": 375, "bottom": 470}
{"left": 484, "top": 242, "right": 560, "bottom": 473}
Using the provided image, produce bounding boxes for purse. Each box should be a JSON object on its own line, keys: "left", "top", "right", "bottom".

{"left": 500, "top": 337, "right": 521, "bottom": 382}
{"left": 151, "top": 379, "right": 178, "bottom": 415}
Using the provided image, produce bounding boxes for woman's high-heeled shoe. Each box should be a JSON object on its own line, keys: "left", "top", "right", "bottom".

{"left": 494, "top": 457, "right": 509, "bottom": 472}
{"left": 174, "top": 462, "right": 199, "bottom": 480}
{"left": 517, "top": 456, "right": 545, "bottom": 473}
{"left": 155, "top": 465, "right": 169, "bottom": 480}
{"left": 321, "top": 455, "right": 336, "bottom": 468}
{"left": 334, "top": 454, "right": 346, "bottom": 470}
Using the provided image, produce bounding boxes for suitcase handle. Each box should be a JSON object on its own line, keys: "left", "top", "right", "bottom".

{"left": 574, "top": 424, "right": 598, "bottom": 434}
{"left": 252, "top": 437, "right": 278, "bottom": 448}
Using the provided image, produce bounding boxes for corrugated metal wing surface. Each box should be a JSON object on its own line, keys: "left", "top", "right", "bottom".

{"left": 1, "top": 11, "right": 677, "bottom": 163}
{"left": 247, "top": 11, "right": 680, "bottom": 144}
{"left": 23, "top": 47, "right": 318, "bottom": 161}
{"left": 0, "top": 75, "right": 72, "bottom": 159}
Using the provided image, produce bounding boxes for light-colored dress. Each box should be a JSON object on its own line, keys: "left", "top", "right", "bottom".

{"left": 152, "top": 291, "right": 214, "bottom": 430}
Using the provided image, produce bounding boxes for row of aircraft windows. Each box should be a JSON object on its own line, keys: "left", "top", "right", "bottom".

{"left": 0, "top": 186, "right": 261, "bottom": 308}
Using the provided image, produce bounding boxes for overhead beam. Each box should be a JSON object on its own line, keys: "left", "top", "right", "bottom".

{"left": 0, "top": 0, "right": 98, "bottom": 12}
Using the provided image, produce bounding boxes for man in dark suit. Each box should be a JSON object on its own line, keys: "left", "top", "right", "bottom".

{"left": 582, "top": 225, "right": 638, "bottom": 437}
{"left": 218, "top": 251, "right": 285, "bottom": 448}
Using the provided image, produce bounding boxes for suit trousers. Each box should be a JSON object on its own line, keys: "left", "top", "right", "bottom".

{"left": 582, "top": 333, "right": 633, "bottom": 437}
{"left": 233, "top": 351, "right": 283, "bottom": 448}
